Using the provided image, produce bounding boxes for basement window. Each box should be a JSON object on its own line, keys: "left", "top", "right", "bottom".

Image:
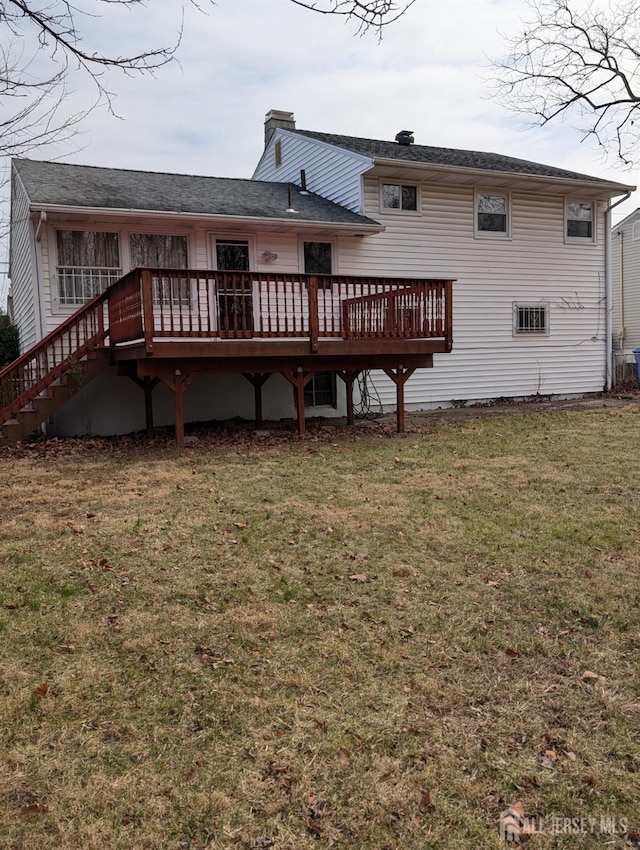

{"left": 304, "top": 372, "right": 337, "bottom": 408}
{"left": 513, "top": 302, "right": 549, "bottom": 335}
{"left": 381, "top": 182, "right": 418, "bottom": 212}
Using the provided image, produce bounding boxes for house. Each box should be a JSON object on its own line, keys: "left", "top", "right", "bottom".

{"left": 611, "top": 208, "right": 640, "bottom": 384}
{"left": 1, "top": 110, "right": 634, "bottom": 445}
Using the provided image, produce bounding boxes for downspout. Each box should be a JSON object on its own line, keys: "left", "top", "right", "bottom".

{"left": 605, "top": 192, "right": 631, "bottom": 390}
{"left": 618, "top": 230, "right": 625, "bottom": 347}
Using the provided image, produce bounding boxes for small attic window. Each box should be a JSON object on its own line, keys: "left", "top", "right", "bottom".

{"left": 275, "top": 140, "right": 282, "bottom": 168}
{"left": 632, "top": 220, "right": 640, "bottom": 241}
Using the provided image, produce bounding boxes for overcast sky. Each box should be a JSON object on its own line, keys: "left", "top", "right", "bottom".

{"left": 1, "top": 0, "right": 638, "bottom": 306}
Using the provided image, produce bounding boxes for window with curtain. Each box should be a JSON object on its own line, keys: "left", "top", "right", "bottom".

{"left": 130, "top": 234, "right": 189, "bottom": 305}
{"left": 129, "top": 234, "right": 188, "bottom": 269}
{"left": 56, "top": 230, "right": 121, "bottom": 304}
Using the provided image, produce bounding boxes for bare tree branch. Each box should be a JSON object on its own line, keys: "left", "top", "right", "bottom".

{"left": 288, "top": 0, "right": 417, "bottom": 35}
{"left": 493, "top": 0, "right": 640, "bottom": 165}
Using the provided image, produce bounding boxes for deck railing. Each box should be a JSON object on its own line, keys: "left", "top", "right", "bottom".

{"left": 0, "top": 292, "right": 108, "bottom": 420}
{"left": 106, "top": 269, "right": 453, "bottom": 353}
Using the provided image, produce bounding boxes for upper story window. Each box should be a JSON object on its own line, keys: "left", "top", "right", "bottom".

{"left": 632, "top": 220, "right": 640, "bottom": 241}
{"left": 56, "top": 229, "right": 121, "bottom": 305}
{"left": 566, "top": 200, "right": 594, "bottom": 241}
{"left": 381, "top": 182, "right": 418, "bottom": 212}
{"left": 475, "top": 190, "right": 510, "bottom": 236}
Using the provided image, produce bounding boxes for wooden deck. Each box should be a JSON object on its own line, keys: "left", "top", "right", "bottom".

{"left": 1, "top": 269, "right": 453, "bottom": 445}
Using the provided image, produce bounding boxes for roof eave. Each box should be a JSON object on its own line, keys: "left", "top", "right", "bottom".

{"left": 29, "top": 203, "right": 384, "bottom": 234}
{"left": 368, "top": 156, "right": 636, "bottom": 196}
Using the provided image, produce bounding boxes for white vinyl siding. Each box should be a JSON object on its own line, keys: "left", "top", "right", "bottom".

{"left": 253, "top": 130, "right": 372, "bottom": 213}
{"left": 8, "top": 169, "right": 39, "bottom": 352}
{"left": 339, "top": 178, "right": 609, "bottom": 406}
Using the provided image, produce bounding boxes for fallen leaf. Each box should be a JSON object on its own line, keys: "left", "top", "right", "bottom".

{"left": 349, "top": 574, "right": 368, "bottom": 583}
{"left": 485, "top": 578, "right": 499, "bottom": 587}
{"left": 32, "top": 683, "right": 49, "bottom": 698}
{"left": 505, "top": 648, "right": 521, "bottom": 659}
{"left": 336, "top": 747, "right": 351, "bottom": 766}
{"left": 582, "top": 670, "right": 605, "bottom": 681}
{"left": 419, "top": 789, "right": 435, "bottom": 812}
{"left": 233, "top": 522, "right": 247, "bottom": 529}
{"left": 72, "top": 525, "right": 85, "bottom": 534}
{"left": 501, "top": 802, "right": 526, "bottom": 840}
{"left": 20, "top": 802, "right": 48, "bottom": 816}
{"left": 305, "top": 818, "right": 323, "bottom": 837}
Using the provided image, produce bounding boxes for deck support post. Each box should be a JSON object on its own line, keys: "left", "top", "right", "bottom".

{"left": 281, "top": 370, "right": 315, "bottom": 436}
{"left": 174, "top": 372, "right": 186, "bottom": 448}
{"left": 125, "top": 374, "right": 159, "bottom": 437}
{"left": 143, "top": 376, "right": 158, "bottom": 437}
{"left": 337, "top": 370, "right": 359, "bottom": 427}
{"left": 157, "top": 370, "right": 192, "bottom": 447}
{"left": 242, "top": 372, "right": 272, "bottom": 429}
{"left": 383, "top": 366, "right": 416, "bottom": 433}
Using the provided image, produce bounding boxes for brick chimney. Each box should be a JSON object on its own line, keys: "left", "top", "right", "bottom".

{"left": 264, "top": 110, "right": 295, "bottom": 146}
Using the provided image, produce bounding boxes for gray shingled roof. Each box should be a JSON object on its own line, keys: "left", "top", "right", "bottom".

{"left": 293, "top": 129, "right": 633, "bottom": 188}
{"left": 13, "top": 159, "right": 381, "bottom": 227}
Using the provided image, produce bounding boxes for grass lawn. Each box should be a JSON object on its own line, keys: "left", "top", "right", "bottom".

{"left": 0, "top": 403, "right": 639, "bottom": 849}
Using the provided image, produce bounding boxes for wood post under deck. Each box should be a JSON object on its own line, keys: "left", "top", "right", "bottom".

{"left": 157, "top": 370, "right": 192, "bottom": 448}
{"left": 242, "top": 372, "right": 272, "bottom": 429}
{"left": 281, "top": 370, "right": 316, "bottom": 436}
{"left": 125, "top": 374, "right": 159, "bottom": 437}
{"left": 337, "top": 370, "right": 360, "bottom": 428}
{"left": 383, "top": 366, "right": 416, "bottom": 433}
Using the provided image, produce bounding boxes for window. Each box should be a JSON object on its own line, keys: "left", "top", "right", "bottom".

{"left": 304, "top": 372, "right": 337, "bottom": 407}
{"left": 130, "top": 233, "right": 188, "bottom": 269}
{"left": 216, "top": 239, "right": 250, "bottom": 272}
{"left": 381, "top": 182, "right": 418, "bottom": 212}
{"left": 56, "top": 230, "right": 121, "bottom": 305}
{"left": 476, "top": 191, "right": 510, "bottom": 235}
{"left": 566, "top": 201, "right": 594, "bottom": 240}
{"left": 274, "top": 140, "right": 282, "bottom": 167}
{"left": 215, "top": 238, "right": 252, "bottom": 333}
{"left": 632, "top": 221, "right": 640, "bottom": 241}
{"left": 303, "top": 240, "right": 334, "bottom": 291}
{"left": 130, "top": 233, "right": 189, "bottom": 305}
{"left": 514, "top": 302, "right": 549, "bottom": 335}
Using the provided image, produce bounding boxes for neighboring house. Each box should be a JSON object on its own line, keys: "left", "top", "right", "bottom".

{"left": 1, "top": 110, "right": 634, "bottom": 444}
{"left": 611, "top": 208, "right": 640, "bottom": 383}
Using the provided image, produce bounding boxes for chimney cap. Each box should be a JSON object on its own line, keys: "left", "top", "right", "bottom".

{"left": 395, "top": 130, "right": 414, "bottom": 146}
{"left": 264, "top": 110, "right": 296, "bottom": 146}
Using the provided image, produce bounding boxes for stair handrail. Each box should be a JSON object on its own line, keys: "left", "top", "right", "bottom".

{"left": 0, "top": 291, "right": 109, "bottom": 422}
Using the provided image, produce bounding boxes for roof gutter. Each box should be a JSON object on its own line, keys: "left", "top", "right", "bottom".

{"left": 605, "top": 191, "right": 632, "bottom": 391}
{"left": 29, "top": 203, "right": 384, "bottom": 235}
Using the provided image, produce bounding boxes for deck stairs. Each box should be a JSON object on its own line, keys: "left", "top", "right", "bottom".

{"left": 0, "top": 294, "right": 111, "bottom": 446}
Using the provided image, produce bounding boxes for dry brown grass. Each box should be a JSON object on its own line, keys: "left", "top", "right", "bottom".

{"left": 0, "top": 402, "right": 639, "bottom": 849}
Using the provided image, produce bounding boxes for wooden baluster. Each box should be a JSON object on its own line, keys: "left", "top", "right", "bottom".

{"left": 141, "top": 270, "right": 154, "bottom": 354}
{"left": 308, "top": 276, "right": 319, "bottom": 353}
